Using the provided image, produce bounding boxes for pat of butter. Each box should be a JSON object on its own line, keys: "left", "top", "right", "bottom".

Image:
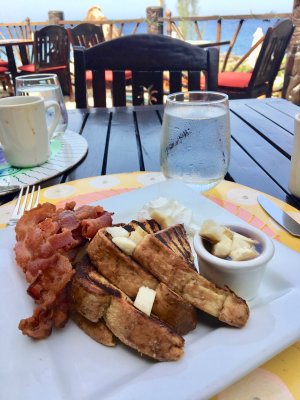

{"left": 112, "top": 236, "right": 136, "bottom": 255}
{"left": 134, "top": 286, "right": 156, "bottom": 316}
{"left": 129, "top": 226, "right": 147, "bottom": 244}
{"left": 106, "top": 226, "right": 129, "bottom": 238}
{"left": 110, "top": 226, "right": 147, "bottom": 255}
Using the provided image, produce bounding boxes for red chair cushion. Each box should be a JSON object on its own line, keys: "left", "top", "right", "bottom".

{"left": 18, "top": 64, "right": 35, "bottom": 72}
{"left": 0, "top": 66, "right": 8, "bottom": 73}
{"left": 0, "top": 60, "right": 9, "bottom": 68}
{"left": 200, "top": 71, "right": 252, "bottom": 90}
{"left": 19, "top": 64, "right": 68, "bottom": 73}
{"left": 218, "top": 72, "right": 252, "bottom": 89}
{"left": 86, "top": 70, "right": 132, "bottom": 82}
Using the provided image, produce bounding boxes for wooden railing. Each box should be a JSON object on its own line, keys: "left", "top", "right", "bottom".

{"left": 0, "top": 18, "right": 147, "bottom": 62}
{"left": 64, "top": 18, "right": 146, "bottom": 39}
{"left": 161, "top": 12, "right": 292, "bottom": 71}
{"left": 0, "top": 18, "right": 147, "bottom": 39}
{"left": 0, "top": 11, "right": 292, "bottom": 79}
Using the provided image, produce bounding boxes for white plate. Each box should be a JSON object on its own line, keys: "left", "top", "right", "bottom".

{"left": 1, "top": 180, "right": 300, "bottom": 400}
{"left": 0, "top": 130, "right": 88, "bottom": 193}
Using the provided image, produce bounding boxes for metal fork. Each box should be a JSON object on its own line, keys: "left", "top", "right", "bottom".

{"left": 8, "top": 185, "right": 40, "bottom": 226}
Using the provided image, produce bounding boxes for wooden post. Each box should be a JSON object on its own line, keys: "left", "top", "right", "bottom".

{"left": 222, "top": 19, "right": 244, "bottom": 72}
{"left": 194, "top": 21, "right": 202, "bottom": 40}
{"left": 166, "top": 10, "right": 172, "bottom": 36}
{"left": 146, "top": 6, "right": 163, "bottom": 34}
{"left": 216, "top": 19, "right": 222, "bottom": 48}
{"left": 48, "top": 10, "right": 64, "bottom": 25}
{"left": 25, "top": 18, "right": 31, "bottom": 39}
{"left": 283, "top": 0, "right": 300, "bottom": 105}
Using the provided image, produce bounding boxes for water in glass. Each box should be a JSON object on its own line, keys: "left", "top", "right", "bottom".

{"left": 160, "top": 92, "right": 230, "bottom": 192}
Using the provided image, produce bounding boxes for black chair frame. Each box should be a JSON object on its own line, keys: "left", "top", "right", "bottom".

{"left": 74, "top": 34, "right": 219, "bottom": 108}
{"left": 219, "top": 19, "right": 294, "bottom": 99}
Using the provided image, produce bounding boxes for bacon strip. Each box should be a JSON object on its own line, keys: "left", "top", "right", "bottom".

{"left": 14, "top": 201, "right": 112, "bottom": 339}
{"left": 81, "top": 212, "right": 113, "bottom": 239}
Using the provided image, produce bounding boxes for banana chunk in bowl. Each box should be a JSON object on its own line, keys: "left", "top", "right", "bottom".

{"left": 194, "top": 220, "right": 275, "bottom": 300}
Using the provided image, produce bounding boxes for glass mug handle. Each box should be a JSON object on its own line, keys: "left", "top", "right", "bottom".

{"left": 44, "top": 100, "right": 61, "bottom": 139}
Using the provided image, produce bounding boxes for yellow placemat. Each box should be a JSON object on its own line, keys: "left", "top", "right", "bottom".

{"left": 1, "top": 171, "right": 300, "bottom": 399}
{"left": 1, "top": 172, "right": 299, "bottom": 252}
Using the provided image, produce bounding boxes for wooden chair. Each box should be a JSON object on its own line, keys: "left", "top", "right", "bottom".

{"left": 74, "top": 33, "right": 219, "bottom": 108}
{"left": 19, "top": 25, "right": 72, "bottom": 96}
{"left": 68, "top": 23, "right": 105, "bottom": 47}
{"left": 217, "top": 19, "right": 294, "bottom": 99}
{"left": 68, "top": 23, "right": 131, "bottom": 91}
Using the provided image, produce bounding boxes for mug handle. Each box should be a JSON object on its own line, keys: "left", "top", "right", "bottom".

{"left": 44, "top": 100, "right": 61, "bottom": 139}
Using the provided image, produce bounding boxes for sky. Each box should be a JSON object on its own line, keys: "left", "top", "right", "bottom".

{"left": 0, "top": 0, "right": 294, "bottom": 22}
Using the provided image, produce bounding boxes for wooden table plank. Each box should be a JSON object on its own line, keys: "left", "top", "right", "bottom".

{"left": 135, "top": 108, "right": 162, "bottom": 171}
{"left": 236, "top": 100, "right": 294, "bottom": 134}
{"left": 230, "top": 113, "right": 292, "bottom": 192}
{"left": 67, "top": 109, "right": 88, "bottom": 134}
{"left": 105, "top": 108, "right": 141, "bottom": 174}
{"left": 265, "top": 98, "right": 300, "bottom": 119}
{"left": 228, "top": 139, "right": 291, "bottom": 202}
{"left": 65, "top": 110, "right": 109, "bottom": 181}
{"left": 229, "top": 103, "right": 293, "bottom": 157}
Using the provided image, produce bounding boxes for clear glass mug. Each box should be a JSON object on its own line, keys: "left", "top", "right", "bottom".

{"left": 15, "top": 73, "right": 68, "bottom": 136}
{"left": 160, "top": 91, "right": 231, "bottom": 192}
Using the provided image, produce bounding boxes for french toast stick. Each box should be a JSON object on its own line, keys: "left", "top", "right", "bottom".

{"left": 71, "top": 263, "right": 184, "bottom": 361}
{"left": 123, "top": 220, "right": 195, "bottom": 267}
{"left": 153, "top": 223, "right": 196, "bottom": 267}
{"left": 71, "top": 310, "right": 116, "bottom": 347}
{"left": 133, "top": 225, "right": 249, "bottom": 328}
{"left": 153, "top": 282, "right": 197, "bottom": 335}
{"left": 88, "top": 228, "right": 158, "bottom": 297}
{"left": 87, "top": 225, "right": 197, "bottom": 335}
{"left": 123, "top": 219, "right": 161, "bottom": 234}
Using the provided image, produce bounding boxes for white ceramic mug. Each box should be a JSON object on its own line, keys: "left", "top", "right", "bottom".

{"left": 0, "top": 96, "right": 60, "bottom": 167}
{"left": 15, "top": 74, "right": 68, "bottom": 136}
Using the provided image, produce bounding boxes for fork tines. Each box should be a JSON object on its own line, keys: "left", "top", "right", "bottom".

{"left": 8, "top": 185, "right": 40, "bottom": 225}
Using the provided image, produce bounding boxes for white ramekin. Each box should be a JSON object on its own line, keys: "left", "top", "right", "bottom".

{"left": 193, "top": 223, "right": 275, "bottom": 300}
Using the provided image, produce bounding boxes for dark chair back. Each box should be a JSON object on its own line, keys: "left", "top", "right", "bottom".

{"left": 68, "top": 23, "right": 105, "bottom": 48}
{"left": 34, "top": 25, "right": 70, "bottom": 70}
{"left": 217, "top": 19, "right": 294, "bottom": 99}
{"left": 246, "top": 19, "right": 294, "bottom": 97}
{"left": 74, "top": 33, "right": 219, "bottom": 108}
{"left": 32, "top": 25, "right": 72, "bottom": 96}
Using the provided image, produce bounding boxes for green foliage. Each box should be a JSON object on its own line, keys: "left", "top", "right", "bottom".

{"left": 235, "top": 64, "right": 253, "bottom": 72}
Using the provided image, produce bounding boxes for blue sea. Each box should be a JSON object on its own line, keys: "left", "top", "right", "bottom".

{"left": 121, "top": 18, "right": 280, "bottom": 55}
